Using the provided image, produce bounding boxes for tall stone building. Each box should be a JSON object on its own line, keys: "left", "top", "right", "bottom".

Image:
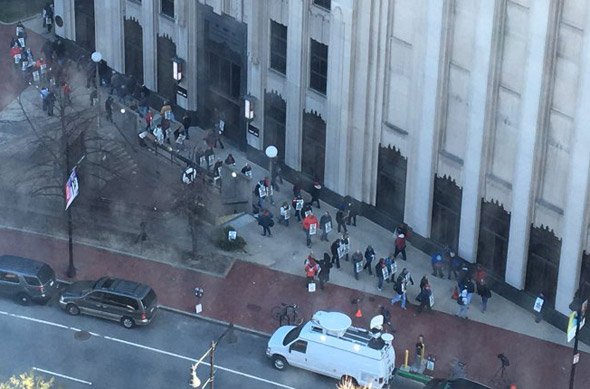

{"left": 53, "top": 0, "right": 590, "bottom": 317}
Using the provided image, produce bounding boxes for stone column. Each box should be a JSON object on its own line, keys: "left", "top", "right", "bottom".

{"left": 284, "top": 0, "right": 307, "bottom": 170}
{"left": 505, "top": 0, "right": 550, "bottom": 289}
{"left": 55, "top": 0, "right": 75, "bottom": 40}
{"left": 94, "top": 0, "right": 124, "bottom": 73}
{"left": 185, "top": 0, "right": 199, "bottom": 111}
{"left": 404, "top": 0, "right": 445, "bottom": 237}
{"left": 457, "top": 1, "right": 495, "bottom": 262}
{"left": 555, "top": 10, "right": 590, "bottom": 314}
{"left": 324, "top": 0, "right": 353, "bottom": 193}
{"left": 141, "top": 0, "right": 158, "bottom": 90}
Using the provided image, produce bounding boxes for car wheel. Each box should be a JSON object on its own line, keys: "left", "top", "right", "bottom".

{"left": 16, "top": 293, "right": 31, "bottom": 306}
{"left": 272, "top": 355, "right": 287, "bottom": 371}
{"left": 66, "top": 303, "right": 80, "bottom": 316}
{"left": 121, "top": 316, "right": 135, "bottom": 329}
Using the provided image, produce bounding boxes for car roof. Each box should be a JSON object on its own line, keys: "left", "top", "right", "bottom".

{"left": 95, "top": 277, "right": 151, "bottom": 298}
{"left": 0, "top": 255, "right": 51, "bottom": 276}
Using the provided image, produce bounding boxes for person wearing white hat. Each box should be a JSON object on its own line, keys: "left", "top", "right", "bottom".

{"left": 394, "top": 233, "right": 407, "bottom": 261}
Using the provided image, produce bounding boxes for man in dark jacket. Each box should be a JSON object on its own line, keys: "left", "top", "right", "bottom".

{"left": 364, "top": 245, "right": 375, "bottom": 275}
{"left": 182, "top": 114, "right": 192, "bottom": 139}
{"left": 319, "top": 211, "right": 332, "bottom": 242}
{"left": 330, "top": 237, "right": 342, "bottom": 269}
{"left": 318, "top": 253, "right": 332, "bottom": 290}
{"left": 310, "top": 179, "right": 322, "bottom": 208}
{"left": 258, "top": 209, "right": 273, "bottom": 237}
{"left": 336, "top": 206, "right": 348, "bottom": 233}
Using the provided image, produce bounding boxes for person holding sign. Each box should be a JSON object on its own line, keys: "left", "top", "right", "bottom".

{"left": 330, "top": 237, "right": 343, "bottom": 269}
{"left": 376, "top": 258, "right": 389, "bottom": 291}
{"left": 352, "top": 250, "right": 363, "bottom": 280}
{"left": 319, "top": 211, "right": 333, "bottom": 242}
{"left": 292, "top": 194, "right": 305, "bottom": 222}
{"left": 302, "top": 212, "right": 319, "bottom": 248}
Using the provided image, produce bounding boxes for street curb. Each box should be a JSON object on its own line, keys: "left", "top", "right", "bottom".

{"left": 159, "top": 305, "right": 272, "bottom": 338}
{"left": 0, "top": 224, "right": 230, "bottom": 279}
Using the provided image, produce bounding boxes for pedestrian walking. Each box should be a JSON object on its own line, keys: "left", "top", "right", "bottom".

{"left": 145, "top": 110, "right": 153, "bottom": 131}
{"left": 264, "top": 177, "right": 275, "bottom": 205}
{"left": 394, "top": 233, "right": 408, "bottom": 261}
{"left": 416, "top": 276, "right": 433, "bottom": 314}
{"left": 318, "top": 253, "right": 332, "bottom": 290}
{"left": 474, "top": 264, "right": 487, "bottom": 287}
{"left": 224, "top": 153, "right": 236, "bottom": 166}
{"left": 477, "top": 279, "right": 492, "bottom": 313}
{"left": 341, "top": 233, "right": 350, "bottom": 262}
{"left": 292, "top": 194, "right": 304, "bottom": 222}
{"left": 319, "top": 211, "right": 332, "bottom": 241}
{"left": 279, "top": 201, "right": 291, "bottom": 226}
{"left": 412, "top": 335, "right": 425, "bottom": 373}
{"left": 214, "top": 111, "right": 225, "bottom": 149}
{"left": 385, "top": 254, "right": 397, "bottom": 284}
{"left": 336, "top": 206, "right": 348, "bottom": 233}
{"left": 352, "top": 250, "right": 363, "bottom": 280}
{"left": 446, "top": 249, "right": 461, "bottom": 280}
{"left": 241, "top": 163, "right": 252, "bottom": 178}
{"left": 464, "top": 276, "right": 475, "bottom": 305}
{"left": 456, "top": 287, "right": 469, "bottom": 319}
{"left": 254, "top": 179, "right": 267, "bottom": 208}
{"left": 160, "top": 101, "right": 173, "bottom": 119}
{"left": 534, "top": 292, "right": 545, "bottom": 323}
{"left": 258, "top": 209, "right": 274, "bottom": 237}
{"left": 46, "top": 91, "right": 55, "bottom": 116}
{"left": 302, "top": 212, "right": 319, "bottom": 248}
{"left": 304, "top": 253, "right": 319, "bottom": 289}
{"left": 310, "top": 179, "right": 322, "bottom": 208}
{"left": 364, "top": 245, "right": 375, "bottom": 275}
{"left": 292, "top": 182, "right": 302, "bottom": 198}
{"left": 431, "top": 252, "right": 444, "bottom": 278}
{"left": 182, "top": 114, "right": 192, "bottom": 139}
{"left": 61, "top": 81, "right": 72, "bottom": 106}
{"left": 330, "top": 236, "right": 345, "bottom": 269}
{"left": 391, "top": 268, "right": 414, "bottom": 309}
{"left": 344, "top": 196, "right": 359, "bottom": 226}
{"left": 40, "top": 86, "right": 49, "bottom": 112}
{"left": 105, "top": 95, "right": 114, "bottom": 122}
{"left": 375, "top": 258, "right": 389, "bottom": 291}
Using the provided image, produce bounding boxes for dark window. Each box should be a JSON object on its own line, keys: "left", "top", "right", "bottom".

{"left": 282, "top": 325, "right": 304, "bottom": 346}
{"left": 141, "top": 289, "right": 157, "bottom": 309}
{"left": 87, "top": 292, "right": 106, "bottom": 302}
{"left": 270, "top": 21, "right": 287, "bottom": 74}
{"left": 264, "top": 92, "right": 287, "bottom": 164}
{"left": 208, "top": 52, "right": 241, "bottom": 99}
{"left": 302, "top": 112, "right": 326, "bottom": 182}
{"left": 376, "top": 145, "right": 407, "bottom": 222}
{"left": 289, "top": 339, "right": 308, "bottom": 353}
{"left": 161, "top": 0, "right": 174, "bottom": 18}
{"left": 124, "top": 18, "right": 144, "bottom": 84}
{"left": 431, "top": 175, "right": 462, "bottom": 250}
{"left": 0, "top": 272, "right": 19, "bottom": 283}
{"left": 476, "top": 200, "right": 510, "bottom": 280}
{"left": 24, "top": 276, "right": 41, "bottom": 286}
{"left": 310, "top": 39, "right": 328, "bottom": 94}
{"left": 107, "top": 294, "right": 139, "bottom": 310}
{"left": 525, "top": 226, "right": 561, "bottom": 308}
{"left": 313, "top": 0, "right": 331, "bottom": 10}
{"left": 37, "top": 265, "right": 55, "bottom": 284}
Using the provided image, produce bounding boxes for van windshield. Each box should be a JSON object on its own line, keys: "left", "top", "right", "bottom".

{"left": 37, "top": 265, "right": 55, "bottom": 284}
{"left": 282, "top": 324, "right": 304, "bottom": 346}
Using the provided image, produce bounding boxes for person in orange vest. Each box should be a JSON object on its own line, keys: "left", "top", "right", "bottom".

{"left": 302, "top": 212, "right": 319, "bottom": 248}
{"left": 304, "top": 253, "right": 319, "bottom": 288}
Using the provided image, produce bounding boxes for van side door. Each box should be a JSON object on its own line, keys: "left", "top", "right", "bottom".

{"left": 287, "top": 339, "right": 308, "bottom": 368}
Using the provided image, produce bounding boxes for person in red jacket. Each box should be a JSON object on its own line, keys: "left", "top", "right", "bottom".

{"left": 304, "top": 253, "right": 319, "bottom": 288}
{"left": 394, "top": 233, "right": 407, "bottom": 261}
{"left": 302, "top": 212, "right": 319, "bottom": 248}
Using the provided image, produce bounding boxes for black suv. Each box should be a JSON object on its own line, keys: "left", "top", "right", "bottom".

{"left": 0, "top": 255, "right": 58, "bottom": 305}
{"left": 58, "top": 277, "right": 158, "bottom": 328}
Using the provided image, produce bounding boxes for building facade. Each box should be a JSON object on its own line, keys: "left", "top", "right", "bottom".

{"left": 53, "top": 0, "right": 590, "bottom": 317}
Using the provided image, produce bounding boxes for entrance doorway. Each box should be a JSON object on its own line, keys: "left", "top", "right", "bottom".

{"left": 75, "top": 0, "right": 95, "bottom": 52}
{"left": 431, "top": 175, "right": 462, "bottom": 250}
{"left": 301, "top": 111, "right": 326, "bottom": 182}
{"left": 264, "top": 92, "right": 286, "bottom": 164}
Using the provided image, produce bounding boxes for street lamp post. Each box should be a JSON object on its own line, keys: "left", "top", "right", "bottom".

{"left": 91, "top": 51, "right": 102, "bottom": 129}
{"left": 265, "top": 145, "right": 278, "bottom": 182}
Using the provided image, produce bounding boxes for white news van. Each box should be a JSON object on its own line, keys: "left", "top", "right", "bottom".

{"left": 266, "top": 311, "right": 396, "bottom": 388}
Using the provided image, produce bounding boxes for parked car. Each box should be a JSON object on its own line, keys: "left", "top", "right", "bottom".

{"left": 0, "top": 255, "right": 58, "bottom": 305}
{"left": 58, "top": 277, "right": 158, "bottom": 328}
{"left": 424, "top": 378, "right": 492, "bottom": 389}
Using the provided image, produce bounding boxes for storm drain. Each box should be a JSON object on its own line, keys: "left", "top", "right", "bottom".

{"left": 74, "top": 330, "right": 91, "bottom": 341}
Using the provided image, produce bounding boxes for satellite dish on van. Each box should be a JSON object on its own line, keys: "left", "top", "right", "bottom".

{"left": 382, "top": 333, "right": 394, "bottom": 343}
{"left": 370, "top": 315, "right": 384, "bottom": 331}
{"left": 313, "top": 311, "right": 352, "bottom": 337}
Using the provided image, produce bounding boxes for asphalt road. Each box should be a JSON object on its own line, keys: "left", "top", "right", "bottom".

{"left": 0, "top": 297, "right": 424, "bottom": 389}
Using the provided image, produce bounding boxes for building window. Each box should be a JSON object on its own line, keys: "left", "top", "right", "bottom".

{"left": 161, "top": 0, "right": 174, "bottom": 18}
{"left": 309, "top": 39, "right": 328, "bottom": 95}
{"left": 313, "top": 0, "right": 331, "bottom": 10}
{"left": 270, "top": 20, "right": 287, "bottom": 75}
{"left": 208, "top": 52, "right": 241, "bottom": 99}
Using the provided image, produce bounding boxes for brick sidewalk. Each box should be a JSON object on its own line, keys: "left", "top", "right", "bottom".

{"left": 0, "top": 228, "right": 587, "bottom": 389}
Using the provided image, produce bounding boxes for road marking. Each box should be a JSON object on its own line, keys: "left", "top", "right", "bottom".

{"left": 104, "top": 336, "right": 296, "bottom": 389}
{"left": 32, "top": 367, "right": 92, "bottom": 385}
{"left": 1, "top": 311, "right": 296, "bottom": 389}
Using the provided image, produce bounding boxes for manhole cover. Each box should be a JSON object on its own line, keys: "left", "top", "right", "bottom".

{"left": 246, "top": 304, "right": 262, "bottom": 312}
{"left": 74, "top": 330, "right": 91, "bottom": 341}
